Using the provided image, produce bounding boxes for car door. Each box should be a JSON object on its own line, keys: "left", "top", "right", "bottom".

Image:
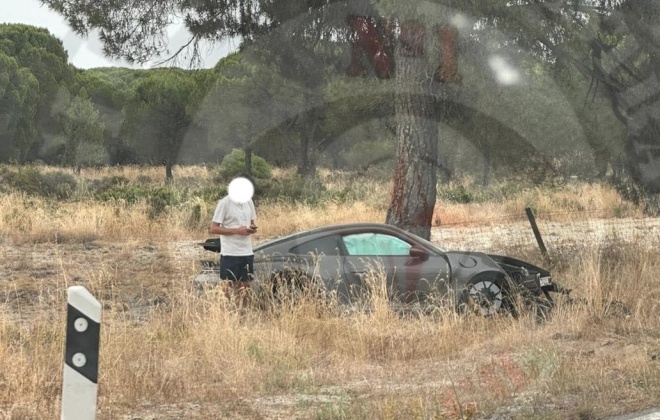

{"left": 285, "top": 234, "right": 345, "bottom": 291}
{"left": 341, "top": 232, "right": 450, "bottom": 303}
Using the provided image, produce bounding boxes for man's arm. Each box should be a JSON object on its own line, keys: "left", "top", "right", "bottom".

{"left": 209, "top": 221, "right": 254, "bottom": 236}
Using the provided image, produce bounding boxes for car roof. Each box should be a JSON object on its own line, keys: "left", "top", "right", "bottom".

{"left": 254, "top": 223, "right": 443, "bottom": 252}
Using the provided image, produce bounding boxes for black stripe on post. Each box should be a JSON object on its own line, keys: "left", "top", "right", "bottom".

{"left": 64, "top": 303, "right": 100, "bottom": 384}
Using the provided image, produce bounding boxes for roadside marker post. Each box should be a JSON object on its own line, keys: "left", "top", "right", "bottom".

{"left": 61, "top": 286, "right": 101, "bottom": 420}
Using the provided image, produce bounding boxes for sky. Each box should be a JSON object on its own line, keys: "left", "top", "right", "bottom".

{"left": 0, "top": 0, "right": 236, "bottom": 69}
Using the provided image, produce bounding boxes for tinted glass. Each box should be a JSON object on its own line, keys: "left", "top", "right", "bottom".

{"left": 289, "top": 235, "right": 342, "bottom": 256}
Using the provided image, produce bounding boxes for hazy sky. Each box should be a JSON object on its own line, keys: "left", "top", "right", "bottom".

{"left": 0, "top": 0, "right": 236, "bottom": 69}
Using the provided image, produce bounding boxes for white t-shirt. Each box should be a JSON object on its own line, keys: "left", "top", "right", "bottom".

{"left": 212, "top": 197, "right": 257, "bottom": 256}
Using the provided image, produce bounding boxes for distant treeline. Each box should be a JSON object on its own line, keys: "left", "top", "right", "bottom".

{"left": 0, "top": 22, "right": 629, "bottom": 185}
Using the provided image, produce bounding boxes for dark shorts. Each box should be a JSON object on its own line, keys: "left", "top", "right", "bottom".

{"left": 219, "top": 255, "right": 254, "bottom": 282}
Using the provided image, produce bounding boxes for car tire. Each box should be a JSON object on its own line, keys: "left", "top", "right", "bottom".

{"left": 462, "top": 274, "right": 513, "bottom": 316}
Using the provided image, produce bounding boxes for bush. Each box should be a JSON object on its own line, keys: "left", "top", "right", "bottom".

{"left": 438, "top": 184, "right": 474, "bottom": 204}
{"left": 94, "top": 184, "right": 147, "bottom": 204}
{"left": 183, "top": 197, "right": 209, "bottom": 229}
{"left": 42, "top": 171, "right": 78, "bottom": 199}
{"left": 2, "top": 166, "right": 78, "bottom": 199}
{"left": 213, "top": 149, "right": 272, "bottom": 181}
{"left": 87, "top": 176, "right": 131, "bottom": 192}
{"left": 258, "top": 177, "right": 327, "bottom": 206}
{"left": 194, "top": 184, "right": 228, "bottom": 204}
{"left": 147, "top": 187, "right": 181, "bottom": 219}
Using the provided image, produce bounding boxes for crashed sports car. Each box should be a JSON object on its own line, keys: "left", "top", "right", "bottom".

{"left": 195, "top": 223, "right": 568, "bottom": 315}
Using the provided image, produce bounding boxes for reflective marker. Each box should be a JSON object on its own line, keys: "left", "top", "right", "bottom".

{"left": 61, "top": 286, "right": 101, "bottom": 420}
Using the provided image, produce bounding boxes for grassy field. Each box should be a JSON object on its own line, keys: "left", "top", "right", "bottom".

{"left": 1, "top": 165, "right": 659, "bottom": 419}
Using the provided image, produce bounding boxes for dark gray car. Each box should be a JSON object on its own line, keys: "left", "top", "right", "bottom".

{"left": 196, "top": 223, "right": 567, "bottom": 315}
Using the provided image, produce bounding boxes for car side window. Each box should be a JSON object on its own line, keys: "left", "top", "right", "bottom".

{"left": 289, "top": 235, "right": 343, "bottom": 256}
{"left": 343, "top": 233, "right": 411, "bottom": 256}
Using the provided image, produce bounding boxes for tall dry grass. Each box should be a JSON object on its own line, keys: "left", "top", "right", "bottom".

{"left": 0, "top": 165, "right": 642, "bottom": 244}
{"left": 1, "top": 165, "right": 659, "bottom": 418}
{"left": 2, "top": 240, "right": 660, "bottom": 419}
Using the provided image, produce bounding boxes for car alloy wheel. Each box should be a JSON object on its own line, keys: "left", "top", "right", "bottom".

{"left": 468, "top": 279, "right": 503, "bottom": 316}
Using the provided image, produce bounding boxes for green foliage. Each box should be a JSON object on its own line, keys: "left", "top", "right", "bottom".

{"left": 88, "top": 175, "right": 130, "bottom": 191}
{"left": 88, "top": 175, "right": 184, "bottom": 218}
{"left": 93, "top": 184, "right": 147, "bottom": 204}
{"left": 58, "top": 94, "right": 107, "bottom": 169}
{"left": 193, "top": 184, "right": 228, "bottom": 204}
{"left": 147, "top": 187, "right": 181, "bottom": 219}
{"left": 214, "top": 148, "right": 272, "bottom": 181}
{"left": 0, "top": 53, "right": 39, "bottom": 162}
{"left": 200, "top": 54, "right": 305, "bottom": 165}
{"left": 438, "top": 184, "right": 474, "bottom": 204}
{"left": 184, "top": 197, "right": 205, "bottom": 229}
{"left": 1, "top": 166, "right": 77, "bottom": 199}
{"left": 0, "top": 24, "right": 76, "bottom": 164}
{"left": 72, "top": 69, "right": 131, "bottom": 109}
{"left": 0, "top": 24, "right": 74, "bottom": 104}
{"left": 258, "top": 176, "right": 327, "bottom": 206}
{"left": 122, "top": 69, "right": 208, "bottom": 176}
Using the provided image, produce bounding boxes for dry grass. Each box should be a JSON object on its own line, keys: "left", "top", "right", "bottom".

{"left": 0, "top": 165, "right": 641, "bottom": 244}
{"left": 435, "top": 181, "right": 641, "bottom": 226}
{"left": 1, "top": 166, "right": 659, "bottom": 419}
{"left": 2, "top": 244, "right": 660, "bottom": 419}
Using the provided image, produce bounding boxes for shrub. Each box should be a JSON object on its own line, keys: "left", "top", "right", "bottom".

{"left": 3, "top": 166, "right": 78, "bottom": 199}
{"left": 194, "top": 184, "right": 228, "bottom": 204}
{"left": 89, "top": 176, "right": 131, "bottom": 191}
{"left": 438, "top": 184, "right": 473, "bottom": 204}
{"left": 147, "top": 187, "right": 181, "bottom": 219}
{"left": 94, "top": 184, "right": 147, "bottom": 204}
{"left": 259, "top": 177, "right": 327, "bottom": 206}
{"left": 213, "top": 149, "right": 272, "bottom": 181}
{"left": 183, "top": 197, "right": 209, "bottom": 229}
{"left": 42, "top": 171, "right": 78, "bottom": 199}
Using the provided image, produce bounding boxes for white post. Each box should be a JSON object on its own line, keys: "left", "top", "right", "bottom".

{"left": 61, "top": 286, "right": 101, "bottom": 420}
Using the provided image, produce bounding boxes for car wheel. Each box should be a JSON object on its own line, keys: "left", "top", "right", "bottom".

{"left": 465, "top": 276, "right": 509, "bottom": 316}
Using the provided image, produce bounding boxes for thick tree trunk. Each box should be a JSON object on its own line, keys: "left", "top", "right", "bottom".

{"left": 593, "top": 0, "right": 660, "bottom": 213}
{"left": 596, "top": 47, "right": 660, "bottom": 212}
{"left": 297, "top": 134, "right": 317, "bottom": 178}
{"left": 385, "top": 22, "right": 439, "bottom": 240}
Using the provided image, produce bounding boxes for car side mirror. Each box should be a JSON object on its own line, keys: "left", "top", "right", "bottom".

{"left": 409, "top": 246, "right": 429, "bottom": 261}
{"left": 199, "top": 238, "right": 221, "bottom": 253}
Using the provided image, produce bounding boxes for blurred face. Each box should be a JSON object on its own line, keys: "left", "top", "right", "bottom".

{"left": 227, "top": 177, "right": 254, "bottom": 203}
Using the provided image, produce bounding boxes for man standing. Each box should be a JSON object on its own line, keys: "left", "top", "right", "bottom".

{"left": 209, "top": 177, "right": 257, "bottom": 303}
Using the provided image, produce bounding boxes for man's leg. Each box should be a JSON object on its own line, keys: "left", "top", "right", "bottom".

{"left": 219, "top": 256, "right": 239, "bottom": 302}
{"left": 234, "top": 256, "right": 254, "bottom": 307}
{"left": 219, "top": 255, "right": 254, "bottom": 307}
